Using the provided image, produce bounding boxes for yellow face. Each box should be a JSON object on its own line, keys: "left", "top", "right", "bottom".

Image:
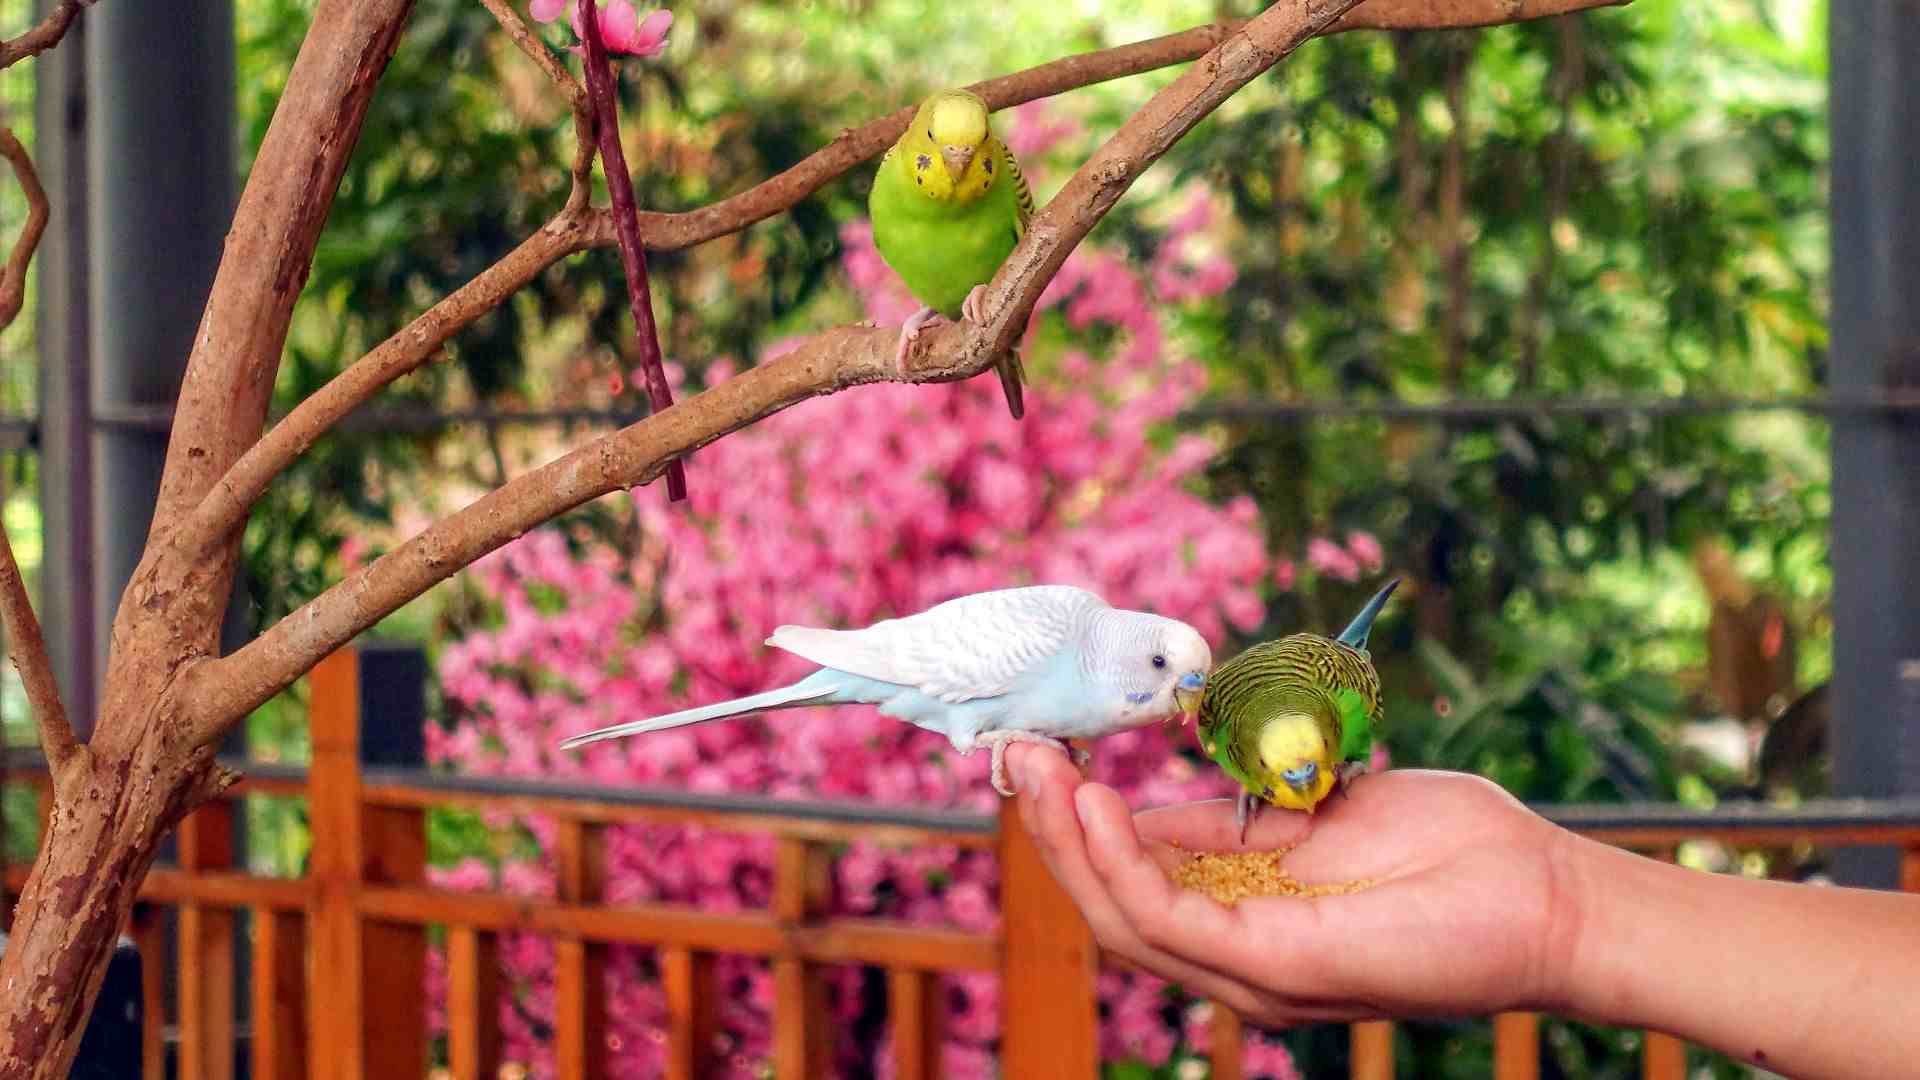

{"left": 1255, "top": 714, "right": 1338, "bottom": 813}
{"left": 904, "top": 91, "right": 997, "bottom": 202}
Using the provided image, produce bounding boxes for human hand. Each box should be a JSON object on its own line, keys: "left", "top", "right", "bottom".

{"left": 1005, "top": 745, "right": 1581, "bottom": 1027}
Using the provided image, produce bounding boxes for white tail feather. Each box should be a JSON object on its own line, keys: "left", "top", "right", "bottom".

{"left": 557, "top": 682, "right": 836, "bottom": 750}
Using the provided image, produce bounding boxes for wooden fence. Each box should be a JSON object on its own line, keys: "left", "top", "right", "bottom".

{"left": 3, "top": 645, "right": 1920, "bottom": 1078}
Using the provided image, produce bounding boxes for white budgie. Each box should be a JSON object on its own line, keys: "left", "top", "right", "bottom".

{"left": 558, "top": 586, "right": 1213, "bottom": 795}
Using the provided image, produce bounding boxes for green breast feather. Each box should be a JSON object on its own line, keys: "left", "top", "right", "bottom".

{"left": 869, "top": 139, "right": 1031, "bottom": 317}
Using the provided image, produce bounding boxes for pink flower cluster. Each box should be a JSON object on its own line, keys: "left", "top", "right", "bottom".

{"left": 426, "top": 115, "right": 1318, "bottom": 1076}
{"left": 1300, "top": 530, "right": 1385, "bottom": 584}
{"left": 530, "top": 0, "right": 672, "bottom": 57}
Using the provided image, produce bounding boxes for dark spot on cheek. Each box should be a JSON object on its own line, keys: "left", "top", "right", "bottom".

{"left": 1126, "top": 691, "right": 1152, "bottom": 705}
{"left": 915, "top": 153, "right": 931, "bottom": 171}
{"left": 983, "top": 157, "right": 993, "bottom": 174}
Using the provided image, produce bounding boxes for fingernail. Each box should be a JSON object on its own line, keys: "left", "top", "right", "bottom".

{"left": 1073, "top": 784, "right": 1099, "bottom": 830}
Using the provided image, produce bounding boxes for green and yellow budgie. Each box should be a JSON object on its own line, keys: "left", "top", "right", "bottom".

{"left": 1197, "top": 579, "right": 1400, "bottom": 840}
{"left": 869, "top": 88, "right": 1034, "bottom": 418}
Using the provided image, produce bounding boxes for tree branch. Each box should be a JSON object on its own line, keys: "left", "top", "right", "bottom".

{"left": 0, "top": 0, "right": 90, "bottom": 70}
{"left": 476, "top": 0, "right": 597, "bottom": 205}
{"left": 576, "top": 0, "right": 686, "bottom": 500}
{"left": 188, "top": 0, "right": 1430, "bottom": 731}
{"left": 0, "top": 129, "right": 76, "bottom": 779}
{"left": 177, "top": 0, "right": 1628, "bottom": 561}
{"left": 0, "top": 128, "right": 48, "bottom": 336}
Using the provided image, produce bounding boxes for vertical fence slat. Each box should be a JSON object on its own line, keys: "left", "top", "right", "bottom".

{"left": 1643, "top": 1033, "right": 1686, "bottom": 1080}
{"left": 132, "top": 904, "right": 168, "bottom": 1080}
{"left": 1493, "top": 1012, "right": 1539, "bottom": 1080}
{"left": 663, "top": 946, "right": 715, "bottom": 1080}
{"left": 308, "top": 648, "right": 364, "bottom": 1080}
{"left": 361, "top": 804, "right": 428, "bottom": 1078}
{"left": 996, "top": 796, "right": 1099, "bottom": 1078}
{"left": 1350, "top": 1021, "right": 1394, "bottom": 1080}
{"left": 178, "top": 802, "right": 237, "bottom": 1080}
{"left": 555, "top": 818, "right": 608, "bottom": 1080}
{"left": 1208, "top": 1004, "right": 1243, "bottom": 1080}
{"left": 773, "top": 837, "right": 831, "bottom": 1079}
{"left": 1901, "top": 844, "right": 1920, "bottom": 893}
{"left": 250, "top": 907, "right": 307, "bottom": 1080}
{"left": 447, "top": 926, "right": 502, "bottom": 1080}
{"left": 887, "top": 968, "right": 942, "bottom": 1080}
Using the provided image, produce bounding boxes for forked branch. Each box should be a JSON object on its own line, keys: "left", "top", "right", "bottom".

{"left": 0, "top": 0, "right": 90, "bottom": 71}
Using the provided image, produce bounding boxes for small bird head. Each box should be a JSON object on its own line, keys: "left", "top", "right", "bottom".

{"left": 1255, "top": 711, "right": 1338, "bottom": 813}
{"left": 924, "top": 90, "right": 991, "bottom": 184}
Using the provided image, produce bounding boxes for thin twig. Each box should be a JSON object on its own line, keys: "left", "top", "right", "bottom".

{"left": 0, "top": 128, "right": 49, "bottom": 331}
{"left": 0, "top": 0, "right": 90, "bottom": 71}
{"left": 476, "top": 0, "right": 598, "bottom": 205}
{"left": 576, "top": 0, "right": 686, "bottom": 501}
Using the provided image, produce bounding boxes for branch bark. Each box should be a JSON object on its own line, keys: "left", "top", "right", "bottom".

{"left": 178, "top": 0, "right": 1630, "bottom": 560}
{"left": 0, "top": 128, "right": 48, "bottom": 330}
{"left": 0, "top": 0, "right": 89, "bottom": 70}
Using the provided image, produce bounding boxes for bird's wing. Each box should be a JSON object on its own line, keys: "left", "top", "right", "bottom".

{"left": 997, "top": 138, "right": 1034, "bottom": 236}
{"left": 767, "top": 586, "right": 1102, "bottom": 703}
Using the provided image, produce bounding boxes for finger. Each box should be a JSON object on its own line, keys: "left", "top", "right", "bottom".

{"left": 1005, "top": 747, "right": 1277, "bottom": 1014}
{"left": 1077, "top": 782, "right": 1322, "bottom": 989}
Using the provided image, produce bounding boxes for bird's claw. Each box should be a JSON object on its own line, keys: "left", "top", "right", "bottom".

{"left": 961, "top": 284, "right": 988, "bottom": 324}
{"left": 1235, "top": 789, "right": 1258, "bottom": 845}
{"left": 982, "top": 731, "right": 1074, "bottom": 797}
{"left": 893, "top": 306, "right": 944, "bottom": 366}
{"left": 1335, "top": 761, "right": 1369, "bottom": 792}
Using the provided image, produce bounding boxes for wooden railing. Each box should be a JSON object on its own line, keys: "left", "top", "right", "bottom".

{"left": 2, "top": 645, "right": 1919, "bottom": 1079}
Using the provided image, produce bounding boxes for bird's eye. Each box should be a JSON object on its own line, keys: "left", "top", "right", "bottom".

{"left": 1152, "top": 654, "right": 1167, "bottom": 669}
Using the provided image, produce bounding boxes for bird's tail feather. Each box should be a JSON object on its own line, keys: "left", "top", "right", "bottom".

{"left": 558, "top": 682, "right": 837, "bottom": 750}
{"left": 1336, "top": 577, "right": 1401, "bottom": 650}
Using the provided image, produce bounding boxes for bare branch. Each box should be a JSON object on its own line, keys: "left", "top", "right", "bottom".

{"left": 476, "top": 0, "right": 598, "bottom": 204}
{"left": 0, "top": 128, "right": 48, "bottom": 334}
{"left": 576, "top": 0, "right": 686, "bottom": 500}
{"left": 179, "top": 0, "right": 1628, "bottom": 561}
{"left": 186, "top": 0, "right": 1407, "bottom": 732}
{"left": 0, "top": 128, "right": 77, "bottom": 779}
{"left": 0, "top": 516, "right": 80, "bottom": 779}
{"left": 0, "top": 0, "right": 90, "bottom": 71}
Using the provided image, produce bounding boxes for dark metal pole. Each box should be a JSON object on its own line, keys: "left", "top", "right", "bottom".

{"left": 33, "top": 0, "right": 95, "bottom": 736}
{"left": 1828, "top": 3, "right": 1920, "bottom": 887}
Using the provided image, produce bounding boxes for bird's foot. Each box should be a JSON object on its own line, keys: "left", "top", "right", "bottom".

{"left": 1335, "top": 761, "right": 1370, "bottom": 794}
{"left": 893, "top": 306, "right": 945, "bottom": 366}
{"left": 981, "top": 731, "right": 1074, "bottom": 797}
{"left": 961, "top": 284, "right": 989, "bottom": 324}
{"left": 1235, "top": 789, "right": 1259, "bottom": 845}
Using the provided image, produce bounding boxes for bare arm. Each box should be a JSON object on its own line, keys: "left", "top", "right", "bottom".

{"left": 1004, "top": 745, "right": 1920, "bottom": 1079}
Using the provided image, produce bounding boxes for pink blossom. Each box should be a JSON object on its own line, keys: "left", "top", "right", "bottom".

{"left": 530, "top": 0, "right": 673, "bottom": 58}
{"left": 1273, "top": 558, "right": 1297, "bottom": 592}
{"left": 1346, "top": 530, "right": 1385, "bottom": 573}
{"left": 1306, "top": 537, "right": 1361, "bottom": 583}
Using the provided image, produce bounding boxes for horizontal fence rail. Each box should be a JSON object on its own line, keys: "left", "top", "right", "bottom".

{"left": 2, "top": 647, "right": 1919, "bottom": 1079}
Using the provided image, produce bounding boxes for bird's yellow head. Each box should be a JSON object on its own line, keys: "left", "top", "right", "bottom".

{"left": 899, "top": 90, "right": 998, "bottom": 202}
{"left": 1255, "top": 712, "right": 1338, "bottom": 813}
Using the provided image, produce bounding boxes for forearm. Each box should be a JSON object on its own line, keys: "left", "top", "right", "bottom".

{"left": 1556, "top": 834, "right": 1920, "bottom": 1078}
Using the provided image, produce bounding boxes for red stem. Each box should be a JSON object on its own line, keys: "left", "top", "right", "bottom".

{"left": 576, "top": 0, "right": 687, "bottom": 500}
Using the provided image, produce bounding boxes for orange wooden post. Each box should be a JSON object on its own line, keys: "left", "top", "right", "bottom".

{"left": 1208, "top": 1004, "right": 1244, "bottom": 1080}
{"left": 773, "top": 836, "right": 833, "bottom": 1078}
{"left": 1493, "top": 1012, "right": 1540, "bottom": 1080}
{"left": 1901, "top": 844, "right": 1920, "bottom": 893}
{"left": 886, "top": 968, "right": 942, "bottom": 1080}
{"left": 554, "top": 818, "right": 609, "bottom": 1079}
{"left": 447, "top": 925, "right": 503, "bottom": 1079}
{"left": 1642, "top": 1031, "right": 1686, "bottom": 1080}
{"left": 1350, "top": 1021, "right": 1394, "bottom": 1080}
{"left": 132, "top": 904, "right": 168, "bottom": 1079}
{"left": 306, "top": 647, "right": 428, "bottom": 1080}
{"left": 250, "top": 907, "right": 308, "bottom": 1080}
{"left": 663, "top": 946, "right": 716, "bottom": 1080}
{"left": 178, "top": 801, "right": 237, "bottom": 1080}
{"left": 997, "top": 796, "right": 1099, "bottom": 1078}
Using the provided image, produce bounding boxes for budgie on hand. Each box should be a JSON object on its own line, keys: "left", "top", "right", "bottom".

{"left": 869, "top": 88, "right": 1035, "bottom": 419}
{"left": 559, "top": 586, "right": 1211, "bottom": 796}
{"left": 1196, "top": 579, "right": 1400, "bottom": 841}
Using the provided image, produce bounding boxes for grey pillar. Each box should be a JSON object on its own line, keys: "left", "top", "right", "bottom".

{"left": 33, "top": 0, "right": 94, "bottom": 735}
{"left": 1828, "top": 4, "right": 1920, "bottom": 887}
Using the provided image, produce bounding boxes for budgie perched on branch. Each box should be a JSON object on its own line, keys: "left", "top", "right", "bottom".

{"left": 560, "top": 586, "right": 1211, "bottom": 796}
{"left": 1197, "top": 579, "right": 1400, "bottom": 840}
{"left": 869, "top": 88, "right": 1034, "bottom": 419}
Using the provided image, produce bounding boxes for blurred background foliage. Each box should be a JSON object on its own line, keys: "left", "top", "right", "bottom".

{"left": 0, "top": 0, "right": 1827, "bottom": 1076}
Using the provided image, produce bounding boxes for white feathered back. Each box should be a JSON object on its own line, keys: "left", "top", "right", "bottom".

{"left": 766, "top": 586, "right": 1105, "bottom": 703}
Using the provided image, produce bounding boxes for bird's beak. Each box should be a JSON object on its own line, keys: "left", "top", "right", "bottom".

{"left": 1172, "top": 671, "right": 1206, "bottom": 724}
{"left": 942, "top": 145, "right": 976, "bottom": 183}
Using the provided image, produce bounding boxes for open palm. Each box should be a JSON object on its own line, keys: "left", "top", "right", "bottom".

{"left": 1005, "top": 746, "right": 1579, "bottom": 1027}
